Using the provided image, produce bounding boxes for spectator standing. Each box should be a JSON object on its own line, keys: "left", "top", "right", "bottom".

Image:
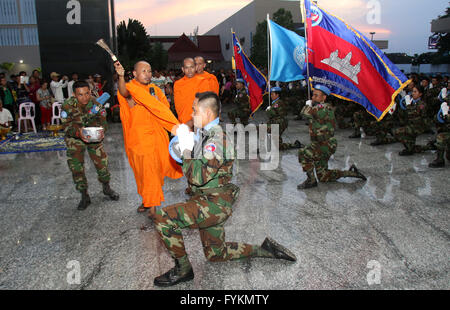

{"left": 67, "top": 72, "right": 79, "bottom": 98}
{"left": 0, "top": 76, "right": 16, "bottom": 126}
{"left": 151, "top": 70, "right": 167, "bottom": 94}
{"left": 36, "top": 81, "right": 53, "bottom": 130}
{"left": 50, "top": 72, "right": 68, "bottom": 103}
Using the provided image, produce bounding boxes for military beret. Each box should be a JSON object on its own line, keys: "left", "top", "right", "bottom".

{"left": 314, "top": 84, "right": 331, "bottom": 96}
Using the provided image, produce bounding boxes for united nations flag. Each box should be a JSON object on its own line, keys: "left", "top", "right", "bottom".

{"left": 268, "top": 19, "right": 306, "bottom": 82}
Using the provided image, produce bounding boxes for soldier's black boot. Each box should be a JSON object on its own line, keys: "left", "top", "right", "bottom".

{"left": 261, "top": 237, "right": 297, "bottom": 262}
{"left": 154, "top": 256, "right": 194, "bottom": 287}
{"left": 399, "top": 144, "right": 414, "bottom": 156}
{"left": 293, "top": 140, "right": 303, "bottom": 149}
{"left": 297, "top": 172, "right": 318, "bottom": 189}
{"left": 102, "top": 182, "right": 119, "bottom": 201}
{"left": 77, "top": 190, "right": 91, "bottom": 210}
{"left": 348, "top": 128, "right": 361, "bottom": 139}
{"left": 349, "top": 164, "right": 367, "bottom": 180}
{"left": 429, "top": 150, "right": 445, "bottom": 168}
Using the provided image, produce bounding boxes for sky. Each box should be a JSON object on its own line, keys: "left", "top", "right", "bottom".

{"left": 114, "top": 0, "right": 449, "bottom": 55}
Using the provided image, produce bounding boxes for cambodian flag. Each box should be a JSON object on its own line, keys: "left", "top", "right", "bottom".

{"left": 232, "top": 32, "right": 268, "bottom": 115}
{"left": 303, "top": 0, "right": 410, "bottom": 120}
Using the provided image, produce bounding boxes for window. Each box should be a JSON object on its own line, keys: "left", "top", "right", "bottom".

{"left": 22, "top": 27, "right": 38, "bottom": 45}
{"left": 20, "top": 0, "right": 37, "bottom": 24}
{"left": 0, "top": 28, "right": 21, "bottom": 46}
{"left": 0, "top": 0, "right": 19, "bottom": 24}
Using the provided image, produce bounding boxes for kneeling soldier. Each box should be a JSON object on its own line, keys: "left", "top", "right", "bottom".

{"left": 298, "top": 85, "right": 367, "bottom": 189}
{"left": 150, "top": 92, "right": 296, "bottom": 287}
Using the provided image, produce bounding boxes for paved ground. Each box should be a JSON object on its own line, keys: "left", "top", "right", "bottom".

{"left": 0, "top": 105, "right": 449, "bottom": 290}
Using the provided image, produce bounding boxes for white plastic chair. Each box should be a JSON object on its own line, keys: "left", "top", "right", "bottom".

{"left": 51, "top": 102, "right": 62, "bottom": 125}
{"left": 18, "top": 102, "right": 37, "bottom": 133}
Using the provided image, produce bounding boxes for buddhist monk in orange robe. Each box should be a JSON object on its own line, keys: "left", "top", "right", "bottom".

{"left": 115, "top": 61, "right": 183, "bottom": 213}
{"left": 174, "top": 58, "right": 210, "bottom": 128}
{"left": 195, "top": 56, "right": 220, "bottom": 95}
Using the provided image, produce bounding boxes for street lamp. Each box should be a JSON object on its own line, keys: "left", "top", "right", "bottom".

{"left": 370, "top": 32, "right": 376, "bottom": 41}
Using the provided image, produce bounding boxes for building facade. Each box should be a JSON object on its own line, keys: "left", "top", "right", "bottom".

{"left": 205, "top": 0, "right": 302, "bottom": 65}
{"left": 0, "top": 0, "right": 41, "bottom": 75}
{"left": 0, "top": 0, "right": 116, "bottom": 87}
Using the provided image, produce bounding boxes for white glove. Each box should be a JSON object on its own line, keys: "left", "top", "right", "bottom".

{"left": 266, "top": 105, "right": 271, "bottom": 111}
{"left": 306, "top": 100, "right": 312, "bottom": 107}
{"left": 176, "top": 124, "right": 190, "bottom": 138}
{"left": 404, "top": 95, "right": 412, "bottom": 106}
{"left": 400, "top": 90, "right": 406, "bottom": 98}
{"left": 389, "top": 103, "right": 397, "bottom": 115}
{"left": 178, "top": 131, "right": 195, "bottom": 153}
{"left": 441, "top": 88, "right": 448, "bottom": 100}
{"left": 441, "top": 102, "right": 449, "bottom": 116}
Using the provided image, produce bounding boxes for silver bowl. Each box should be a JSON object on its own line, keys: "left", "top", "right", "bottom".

{"left": 82, "top": 127, "right": 104, "bottom": 143}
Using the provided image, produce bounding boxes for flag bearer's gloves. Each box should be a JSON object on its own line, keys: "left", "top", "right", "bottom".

{"left": 306, "top": 100, "right": 313, "bottom": 107}
{"left": 441, "top": 102, "right": 449, "bottom": 116}
{"left": 404, "top": 95, "right": 412, "bottom": 106}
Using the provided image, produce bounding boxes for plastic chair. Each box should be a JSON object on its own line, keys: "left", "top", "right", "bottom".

{"left": 51, "top": 102, "right": 62, "bottom": 125}
{"left": 18, "top": 102, "right": 37, "bottom": 133}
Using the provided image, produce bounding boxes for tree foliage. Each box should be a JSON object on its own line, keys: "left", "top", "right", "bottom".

{"left": 250, "top": 8, "right": 295, "bottom": 68}
{"left": 117, "top": 18, "right": 168, "bottom": 71}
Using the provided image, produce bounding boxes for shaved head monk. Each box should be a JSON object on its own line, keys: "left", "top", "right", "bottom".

{"left": 115, "top": 60, "right": 183, "bottom": 213}
{"left": 194, "top": 56, "right": 219, "bottom": 95}
{"left": 174, "top": 58, "right": 210, "bottom": 129}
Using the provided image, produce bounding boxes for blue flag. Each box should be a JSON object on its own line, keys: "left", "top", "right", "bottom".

{"left": 268, "top": 19, "right": 306, "bottom": 82}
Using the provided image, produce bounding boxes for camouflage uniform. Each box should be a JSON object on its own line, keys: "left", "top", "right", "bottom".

{"left": 424, "top": 86, "right": 441, "bottom": 125}
{"left": 393, "top": 99, "right": 429, "bottom": 153}
{"left": 370, "top": 113, "right": 396, "bottom": 145}
{"left": 350, "top": 109, "right": 377, "bottom": 137}
{"left": 266, "top": 97, "right": 297, "bottom": 150}
{"left": 227, "top": 89, "right": 250, "bottom": 126}
{"left": 61, "top": 97, "right": 110, "bottom": 192}
{"left": 152, "top": 122, "right": 273, "bottom": 262}
{"left": 298, "top": 102, "right": 363, "bottom": 184}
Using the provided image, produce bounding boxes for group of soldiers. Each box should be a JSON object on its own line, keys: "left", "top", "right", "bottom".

{"left": 227, "top": 74, "right": 450, "bottom": 175}
{"left": 58, "top": 64, "right": 448, "bottom": 287}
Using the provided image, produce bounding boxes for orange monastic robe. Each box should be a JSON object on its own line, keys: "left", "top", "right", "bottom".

{"left": 174, "top": 75, "right": 210, "bottom": 124}
{"left": 197, "top": 71, "right": 220, "bottom": 95}
{"left": 118, "top": 79, "right": 183, "bottom": 208}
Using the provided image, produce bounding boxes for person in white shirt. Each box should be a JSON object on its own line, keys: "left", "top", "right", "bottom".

{"left": 50, "top": 72, "right": 68, "bottom": 103}
{"left": 151, "top": 70, "right": 167, "bottom": 94}
{"left": 67, "top": 72, "right": 79, "bottom": 98}
{"left": 0, "top": 99, "right": 13, "bottom": 128}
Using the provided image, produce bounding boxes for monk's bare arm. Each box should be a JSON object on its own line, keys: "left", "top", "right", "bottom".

{"left": 114, "top": 62, "right": 131, "bottom": 99}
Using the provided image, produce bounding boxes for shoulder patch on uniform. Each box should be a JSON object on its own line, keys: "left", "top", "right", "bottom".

{"left": 204, "top": 143, "right": 216, "bottom": 152}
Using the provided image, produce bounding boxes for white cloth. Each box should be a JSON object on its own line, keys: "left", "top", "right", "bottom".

{"left": 50, "top": 80, "right": 68, "bottom": 103}
{"left": 306, "top": 100, "right": 313, "bottom": 107}
{"left": 0, "top": 108, "right": 13, "bottom": 125}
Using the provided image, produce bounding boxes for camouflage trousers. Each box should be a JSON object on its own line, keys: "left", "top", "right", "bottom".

{"left": 436, "top": 132, "right": 450, "bottom": 150}
{"left": 370, "top": 116, "right": 396, "bottom": 144}
{"left": 228, "top": 109, "right": 250, "bottom": 126}
{"left": 393, "top": 125, "right": 425, "bottom": 152}
{"left": 268, "top": 117, "right": 288, "bottom": 136}
{"left": 353, "top": 111, "right": 376, "bottom": 135}
{"left": 65, "top": 137, "right": 111, "bottom": 192}
{"left": 152, "top": 184, "right": 266, "bottom": 261}
{"left": 298, "top": 138, "right": 358, "bottom": 182}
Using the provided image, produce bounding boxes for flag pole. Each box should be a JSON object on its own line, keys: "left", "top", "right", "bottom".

{"left": 231, "top": 29, "right": 238, "bottom": 83}
{"left": 300, "top": 0, "right": 311, "bottom": 101}
{"left": 267, "top": 14, "right": 271, "bottom": 103}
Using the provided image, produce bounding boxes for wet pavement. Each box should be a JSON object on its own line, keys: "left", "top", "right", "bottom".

{"left": 0, "top": 106, "right": 449, "bottom": 290}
